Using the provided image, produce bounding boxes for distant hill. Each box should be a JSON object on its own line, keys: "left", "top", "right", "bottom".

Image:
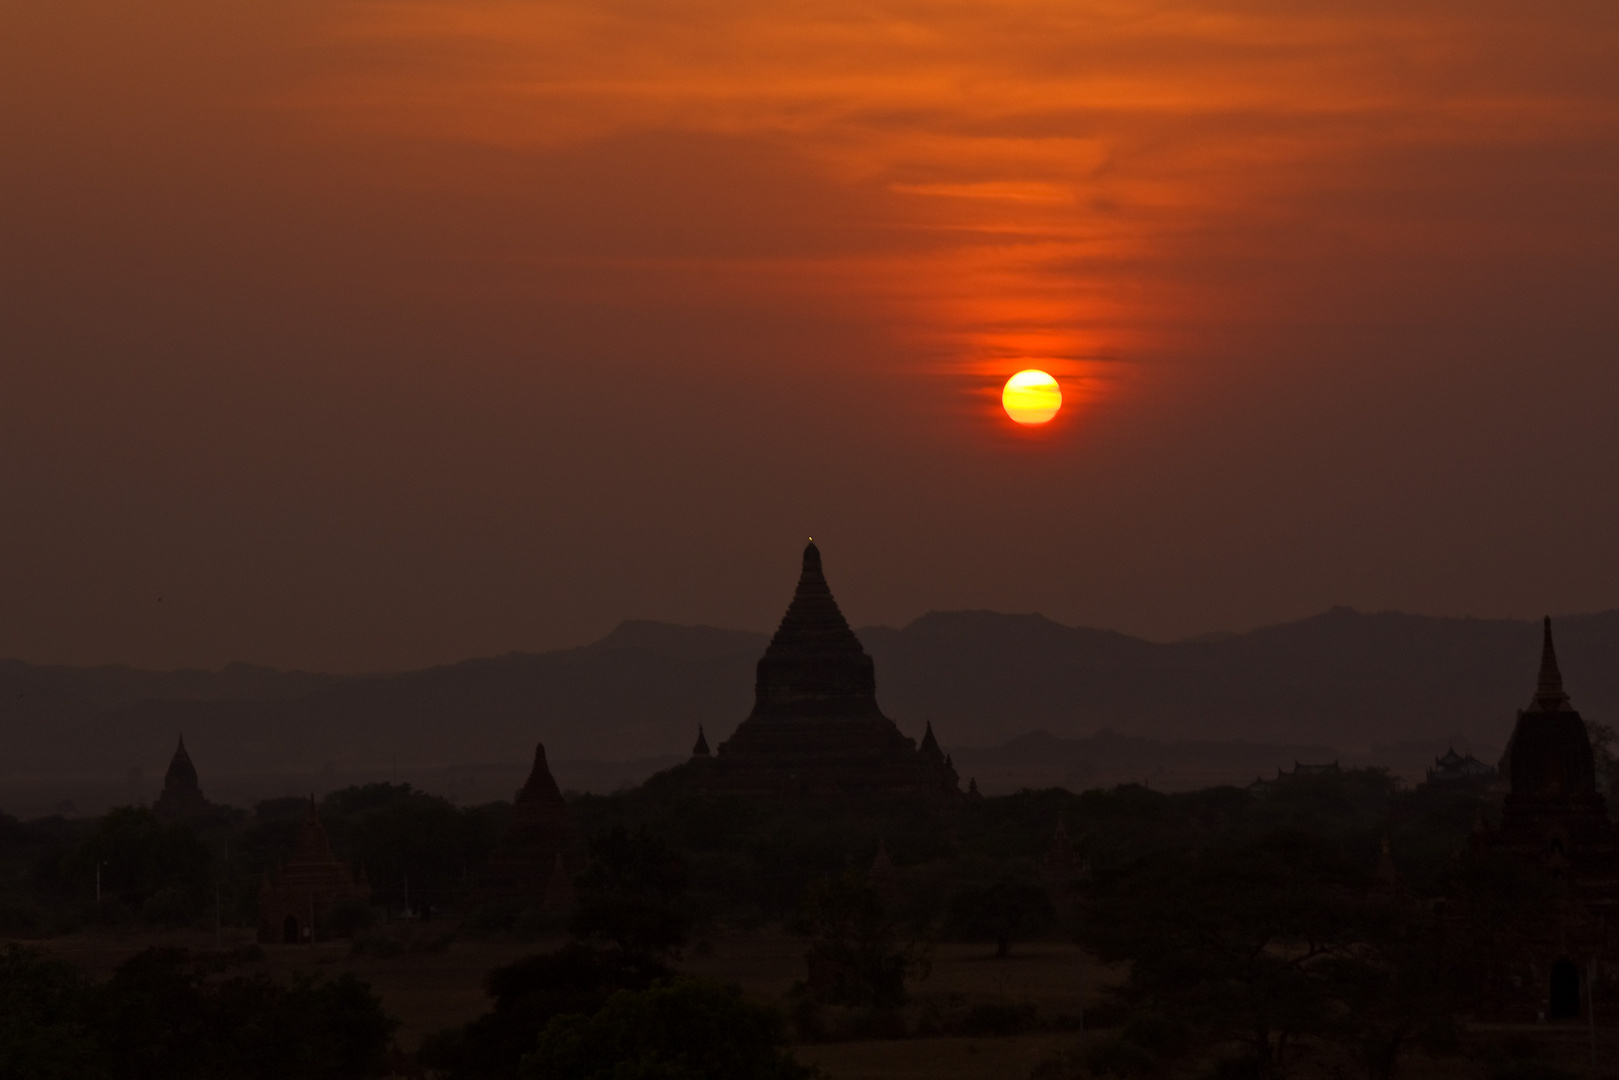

{"left": 946, "top": 729, "right": 1343, "bottom": 794}
{"left": 864, "top": 607, "right": 1619, "bottom": 751}
{"left": 2, "top": 608, "right": 1616, "bottom": 815}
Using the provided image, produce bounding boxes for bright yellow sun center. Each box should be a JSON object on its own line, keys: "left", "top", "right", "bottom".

{"left": 1001, "top": 369, "right": 1062, "bottom": 424}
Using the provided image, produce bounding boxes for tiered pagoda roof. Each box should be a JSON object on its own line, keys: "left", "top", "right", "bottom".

{"left": 693, "top": 541, "right": 959, "bottom": 800}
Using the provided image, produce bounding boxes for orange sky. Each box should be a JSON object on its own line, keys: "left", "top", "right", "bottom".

{"left": 2, "top": 0, "right": 1618, "bottom": 668}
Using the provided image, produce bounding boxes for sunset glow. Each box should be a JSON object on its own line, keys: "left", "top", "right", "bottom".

{"left": 295, "top": 0, "right": 1610, "bottom": 406}
{"left": 2, "top": 0, "right": 1619, "bottom": 668}
{"left": 1002, "top": 370, "right": 1063, "bottom": 425}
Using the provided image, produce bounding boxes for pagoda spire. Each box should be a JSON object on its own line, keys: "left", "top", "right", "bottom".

{"left": 164, "top": 734, "right": 199, "bottom": 792}
{"left": 1533, "top": 616, "right": 1571, "bottom": 712}
{"left": 692, "top": 725, "right": 711, "bottom": 757}
{"left": 919, "top": 721, "right": 943, "bottom": 762}
{"left": 749, "top": 539, "right": 879, "bottom": 718}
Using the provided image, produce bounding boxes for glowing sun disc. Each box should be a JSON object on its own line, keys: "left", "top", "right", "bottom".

{"left": 1002, "top": 369, "right": 1062, "bottom": 424}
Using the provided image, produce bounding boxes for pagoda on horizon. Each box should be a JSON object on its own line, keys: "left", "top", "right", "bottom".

{"left": 473, "top": 741, "right": 579, "bottom": 908}
{"left": 682, "top": 541, "right": 960, "bottom": 800}
{"left": 152, "top": 735, "right": 216, "bottom": 822}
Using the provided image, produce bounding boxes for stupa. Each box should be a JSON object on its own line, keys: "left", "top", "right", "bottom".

{"left": 1486, "top": 618, "right": 1619, "bottom": 915}
{"left": 475, "top": 741, "right": 578, "bottom": 904}
{"left": 1456, "top": 618, "right": 1619, "bottom": 1019}
{"left": 152, "top": 735, "right": 214, "bottom": 822}
{"left": 258, "top": 797, "right": 370, "bottom": 943}
{"left": 690, "top": 541, "right": 959, "bottom": 800}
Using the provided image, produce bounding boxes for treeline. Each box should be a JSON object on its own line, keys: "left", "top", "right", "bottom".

{"left": 0, "top": 767, "right": 1516, "bottom": 1078}
{"left": 426, "top": 768, "right": 1505, "bottom": 1078}
{"left": 0, "top": 783, "right": 507, "bottom": 936}
{"left": 0, "top": 763, "right": 1486, "bottom": 940}
{"left": 0, "top": 945, "right": 394, "bottom": 1080}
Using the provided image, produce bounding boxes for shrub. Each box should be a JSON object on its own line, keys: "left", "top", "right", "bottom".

{"left": 1490, "top": 1065, "right": 1579, "bottom": 1080}
{"left": 957, "top": 1001, "right": 1038, "bottom": 1036}
{"left": 1085, "top": 1037, "right": 1155, "bottom": 1077}
{"left": 521, "top": 977, "right": 814, "bottom": 1080}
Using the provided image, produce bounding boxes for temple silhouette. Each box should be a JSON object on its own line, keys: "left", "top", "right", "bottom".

{"left": 683, "top": 541, "right": 961, "bottom": 800}
{"left": 474, "top": 741, "right": 578, "bottom": 907}
{"left": 258, "top": 797, "right": 370, "bottom": 943}
{"left": 1460, "top": 618, "right": 1619, "bottom": 1019}
{"left": 151, "top": 735, "right": 215, "bottom": 822}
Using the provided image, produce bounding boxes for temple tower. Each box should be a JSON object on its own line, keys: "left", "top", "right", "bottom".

{"left": 257, "top": 797, "right": 370, "bottom": 943}
{"left": 700, "top": 542, "right": 959, "bottom": 799}
{"left": 476, "top": 741, "right": 578, "bottom": 905}
{"left": 1465, "top": 618, "right": 1619, "bottom": 1019}
{"left": 152, "top": 735, "right": 213, "bottom": 822}
{"left": 1490, "top": 618, "right": 1619, "bottom": 914}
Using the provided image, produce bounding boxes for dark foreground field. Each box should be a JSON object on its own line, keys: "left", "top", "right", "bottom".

{"left": 26, "top": 922, "right": 1614, "bottom": 1080}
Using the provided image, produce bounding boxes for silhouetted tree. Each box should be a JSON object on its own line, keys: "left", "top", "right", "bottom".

{"left": 1083, "top": 830, "right": 1457, "bottom": 1079}
{"left": 419, "top": 944, "right": 669, "bottom": 1080}
{"left": 0, "top": 946, "right": 393, "bottom": 1080}
{"left": 521, "top": 978, "right": 814, "bottom": 1080}
{"left": 799, "top": 871, "right": 926, "bottom": 1008}
{"left": 65, "top": 809, "right": 212, "bottom": 925}
{"left": 945, "top": 877, "right": 1055, "bottom": 958}
{"left": 97, "top": 948, "right": 394, "bottom": 1080}
{"left": 571, "top": 825, "right": 691, "bottom": 961}
{"left": 0, "top": 945, "right": 107, "bottom": 1080}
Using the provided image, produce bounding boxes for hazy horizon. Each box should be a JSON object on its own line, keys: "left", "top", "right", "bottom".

{"left": 2, "top": 601, "right": 1610, "bottom": 675}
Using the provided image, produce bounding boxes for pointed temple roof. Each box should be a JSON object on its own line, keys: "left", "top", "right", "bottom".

{"left": 474, "top": 740, "right": 578, "bottom": 903}
{"left": 165, "top": 735, "right": 200, "bottom": 792}
{"left": 705, "top": 542, "right": 960, "bottom": 801}
{"left": 750, "top": 540, "right": 880, "bottom": 719}
{"left": 1474, "top": 617, "right": 1619, "bottom": 929}
{"left": 153, "top": 734, "right": 212, "bottom": 821}
{"left": 1531, "top": 616, "right": 1572, "bottom": 712}
{"left": 1500, "top": 617, "right": 1599, "bottom": 801}
{"left": 288, "top": 795, "right": 339, "bottom": 864}
{"left": 511, "top": 742, "right": 572, "bottom": 834}
{"left": 257, "top": 796, "right": 368, "bottom": 943}
{"left": 919, "top": 721, "right": 943, "bottom": 762}
{"left": 692, "top": 725, "right": 711, "bottom": 757}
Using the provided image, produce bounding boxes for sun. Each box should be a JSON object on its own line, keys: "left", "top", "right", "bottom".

{"left": 1001, "top": 369, "right": 1062, "bottom": 424}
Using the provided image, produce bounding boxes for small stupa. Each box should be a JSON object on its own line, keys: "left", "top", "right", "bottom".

{"left": 476, "top": 741, "right": 578, "bottom": 904}
{"left": 257, "top": 797, "right": 370, "bottom": 943}
{"left": 691, "top": 541, "right": 960, "bottom": 800}
{"left": 152, "top": 735, "right": 214, "bottom": 822}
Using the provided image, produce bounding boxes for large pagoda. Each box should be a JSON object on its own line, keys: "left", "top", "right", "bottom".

{"left": 688, "top": 541, "right": 959, "bottom": 800}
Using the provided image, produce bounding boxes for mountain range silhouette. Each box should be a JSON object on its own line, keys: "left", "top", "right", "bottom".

{"left": 3, "top": 607, "right": 1618, "bottom": 810}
